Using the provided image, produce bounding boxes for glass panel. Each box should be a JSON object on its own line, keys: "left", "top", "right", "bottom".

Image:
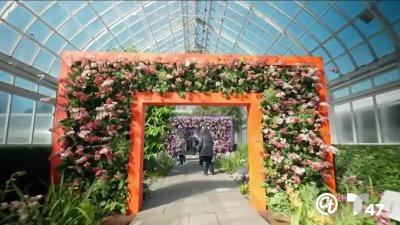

{"left": 33, "top": 49, "right": 55, "bottom": 73}
{"left": 45, "top": 33, "right": 67, "bottom": 54}
{"left": 272, "top": 1, "right": 300, "bottom": 15}
{"left": 27, "top": 101, "right": 51, "bottom": 144}
{"left": 0, "top": 70, "right": 14, "bottom": 84}
{"left": 297, "top": 10, "right": 316, "bottom": 30}
{"left": 307, "top": 1, "right": 331, "bottom": 16}
{"left": 38, "top": 85, "right": 56, "bottom": 98}
{"left": 309, "top": 22, "right": 330, "bottom": 42}
{"left": 374, "top": 68, "right": 400, "bottom": 86}
{"left": 49, "top": 58, "right": 61, "bottom": 78}
{"left": 325, "top": 38, "right": 344, "bottom": 58}
{"left": 85, "top": 19, "right": 106, "bottom": 37}
{"left": 0, "top": 23, "right": 19, "bottom": 55}
{"left": 369, "top": 32, "right": 395, "bottom": 58}
{"left": 321, "top": 8, "right": 347, "bottom": 31}
{"left": 333, "top": 87, "right": 350, "bottom": 99}
{"left": 59, "top": 1, "right": 85, "bottom": 14}
{"left": 377, "top": 1, "right": 400, "bottom": 23}
{"left": 334, "top": 103, "right": 354, "bottom": 143}
{"left": 5, "top": 5, "right": 35, "bottom": 31}
{"left": 336, "top": 1, "right": 365, "bottom": 19}
{"left": 351, "top": 44, "right": 373, "bottom": 67}
{"left": 41, "top": 3, "right": 69, "bottom": 28}
{"left": 335, "top": 54, "right": 354, "bottom": 75}
{"left": 312, "top": 48, "right": 330, "bottom": 62}
{"left": 376, "top": 89, "right": 400, "bottom": 143}
{"left": 354, "top": 18, "right": 381, "bottom": 37}
{"left": 337, "top": 26, "right": 362, "bottom": 49}
{"left": 287, "top": 23, "right": 304, "bottom": 39}
{"left": 353, "top": 97, "right": 378, "bottom": 143}
{"left": 32, "top": 112, "right": 53, "bottom": 144}
{"left": 24, "top": 1, "right": 53, "bottom": 15}
{"left": 351, "top": 79, "right": 372, "bottom": 94}
{"left": 7, "top": 95, "right": 34, "bottom": 144}
{"left": 13, "top": 38, "right": 39, "bottom": 65}
{"left": 299, "top": 33, "right": 318, "bottom": 50}
{"left": 26, "top": 20, "right": 52, "bottom": 44}
{"left": 0, "top": 91, "right": 10, "bottom": 144}
{"left": 15, "top": 77, "right": 37, "bottom": 92}
{"left": 58, "top": 18, "right": 81, "bottom": 40}
{"left": 75, "top": 5, "right": 96, "bottom": 26}
{"left": 71, "top": 31, "right": 92, "bottom": 49}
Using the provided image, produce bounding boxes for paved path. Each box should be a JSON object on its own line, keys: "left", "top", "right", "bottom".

{"left": 131, "top": 156, "right": 268, "bottom": 225}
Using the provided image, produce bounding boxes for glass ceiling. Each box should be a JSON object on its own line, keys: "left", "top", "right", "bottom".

{"left": 0, "top": 1, "right": 399, "bottom": 83}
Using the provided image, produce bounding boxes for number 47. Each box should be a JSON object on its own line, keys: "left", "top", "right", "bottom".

{"left": 365, "top": 204, "right": 385, "bottom": 216}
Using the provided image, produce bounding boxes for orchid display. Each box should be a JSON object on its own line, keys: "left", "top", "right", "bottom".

{"left": 55, "top": 55, "right": 338, "bottom": 213}
{"left": 165, "top": 116, "right": 234, "bottom": 154}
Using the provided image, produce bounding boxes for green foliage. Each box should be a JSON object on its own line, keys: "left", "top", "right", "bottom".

{"left": 214, "top": 144, "right": 248, "bottom": 174}
{"left": 335, "top": 145, "right": 400, "bottom": 192}
{"left": 145, "top": 151, "right": 176, "bottom": 178}
{"left": 268, "top": 191, "right": 293, "bottom": 214}
{"left": 191, "top": 106, "right": 245, "bottom": 132}
{"left": 239, "top": 183, "right": 250, "bottom": 195}
{"left": 144, "top": 106, "right": 175, "bottom": 173}
{"left": 0, "top": 172, "right": 101, "bottom": 225}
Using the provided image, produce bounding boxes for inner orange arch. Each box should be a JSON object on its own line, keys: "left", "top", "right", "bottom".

{"left": 129, "top": 92, "right": 265, "bottom": 214}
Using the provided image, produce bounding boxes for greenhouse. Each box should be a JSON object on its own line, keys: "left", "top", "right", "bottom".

{"left": 0, "top": 1, "right": 399, "bottom": 225}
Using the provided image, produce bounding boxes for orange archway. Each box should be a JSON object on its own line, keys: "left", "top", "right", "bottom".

{"left": 52, "top": 52, "right": 335, "bottom": 215}
{"left": 129, "top": 92, "right": 264, "bottom": 213}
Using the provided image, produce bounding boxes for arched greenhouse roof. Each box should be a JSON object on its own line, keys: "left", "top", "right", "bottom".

{"left": 0, "top": 1, "right": 399, "bottom": 84}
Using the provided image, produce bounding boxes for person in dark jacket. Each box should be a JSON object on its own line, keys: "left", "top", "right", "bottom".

{"left": 197, "top": 128, "right": 215, "bottom": 175}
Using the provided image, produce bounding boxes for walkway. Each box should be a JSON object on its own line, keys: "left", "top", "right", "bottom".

{"left": 131, "top": 156, "right": 268, "bottom": 225}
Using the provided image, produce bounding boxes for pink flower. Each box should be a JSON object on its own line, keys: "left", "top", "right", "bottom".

{"left": 306, "top": 118, "right": 314, "bottom": 125}
{"left": 296, "top": 134, "right": 308, "bottom": 142}
{"left": 75, "top": 156, "right": 88, "bottom": 164}
{"left": 288, "top": 153, "right": 300, "bottom": 161}
{"left": 75, "top": 145, "right": 84, "bottom": 155}
{"left": 271, "top": 151, "right": 284, "bottom": 164}
{"left": 94, "top": 151, "right": 101, "bottom": 161}
{"left": 78, "top": 130, "right": 91, "bottom": 139}
{"left": 116, "top": 92, "right": 126, "bottom": 102}
{"left": 291, "top": 165, "right": 305, "bottom": 175}
{"left": 220, "top": 73, "right": 228, "bottom": 80}
{"left": 319, "top": 102, "right": 329, "bottom": 107}
{"left": 292, "top": 175, "right": 301, "bottom": 183}
{"left": 275, "top": 90, "right": 285, "bottom": 98}
{"left": 176, "top": 77, "right": 182, "bottom": 83}
{"left": 93, "top": 74, "right": 104, "bottom": 85}
{"left": 73, "top": 92, "right": 89, "bottom": 102}
{"left": 184, "top": 80, "right": 192, "bottom": 87}
{"left": 83, "top": 162, "right": 91, "bottom": 168}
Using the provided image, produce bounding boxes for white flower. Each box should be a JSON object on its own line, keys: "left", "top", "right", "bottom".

{"left": 216, "top": 81, "right": 221, "bottom": 87}
{"left": 275, "top": 92, "right": 285, "bottom": 98}
{"left": 78, "top": 130, "right": 91, "bottom": 138}
{"left": 319, "top": 102, "right": 330, "bottom": 107}
{"left": 101, "top": 79, "right": 114, "bottom": 87}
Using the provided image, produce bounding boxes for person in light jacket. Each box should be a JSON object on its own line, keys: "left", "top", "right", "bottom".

{"left": 197, "top": 128, "right": 215, "bottom": 175}
{"left": 176, "top": 134, "right": 186, "bottom": 165}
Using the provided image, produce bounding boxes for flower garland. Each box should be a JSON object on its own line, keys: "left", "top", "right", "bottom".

{"left": 56, "top": 55, "right": 338, "bottom": 212}
{"left": 165, "top": 116, "right": 234, "bottom": 154}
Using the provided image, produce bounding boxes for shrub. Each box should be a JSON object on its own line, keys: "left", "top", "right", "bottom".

{"left": 0, "top": 172, "right": 101, "bottom": 225}
{"left": 214, "top": 144, "right": 248, "bottom": 174}
{"left": 334, "top": 145, "right": 400, "bottom": 192}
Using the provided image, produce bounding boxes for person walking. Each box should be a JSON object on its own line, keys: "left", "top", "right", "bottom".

{"left": 176, "top": 134, "right": 186, "bottom": 165}
{"left": 197, "top": 128, "right": 215, "bottom": 175}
